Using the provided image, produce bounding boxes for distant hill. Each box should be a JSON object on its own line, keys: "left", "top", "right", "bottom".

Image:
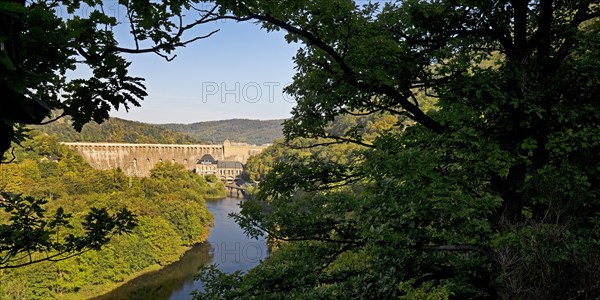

{"left": 33, "top": 117, "right": 203, "bottom": 144}
{"left": 159, "top": 119, "right": 285, "bottom": 145}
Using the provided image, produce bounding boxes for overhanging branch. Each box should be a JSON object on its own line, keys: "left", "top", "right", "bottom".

{"left": 224, "top": 11, "right": 447, "bottom": 134}
{"left": 419, "top": 244, "right": 497, "bottom": 260}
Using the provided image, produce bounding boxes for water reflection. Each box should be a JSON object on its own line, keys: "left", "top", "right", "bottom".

{"left": 90, "top": 243, "right": 213, "bottom": 300}
{"left": 169, "top": 198, "right": 267, "bottom": 299}
{"left": 91, "top": 198, "right": 266, "bottom": 300}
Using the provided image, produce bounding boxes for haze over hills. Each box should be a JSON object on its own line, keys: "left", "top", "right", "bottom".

{"left": 158, "top": 119, "right": 285, "bottom": 145}
{"left": 32, "top": 117, "right": 284, "bottom": 145}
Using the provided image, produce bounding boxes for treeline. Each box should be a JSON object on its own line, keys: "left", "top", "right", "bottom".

{"left": 159, "top": 119, "right": 284, "bottom": 145}
{"left": 34, "top": 117, "right": 284, "bottom": 145}
{"left": 33, "top": 117, "right": 203, "bottom": 144}
{"left": 0, "top": 132, "right": 225, "bottom": 299}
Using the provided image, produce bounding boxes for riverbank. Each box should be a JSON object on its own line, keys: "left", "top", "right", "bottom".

{"left": 60, "top": 199, "right": 226, "bottom": 300}
{"left": 66, "top": 214, "right": 217, "bottom": 300}
{"left": 68, "top": 200, "right": 225, "bottom": 299}
{"left": 53, "top": 197, "right": 264, "bottom": 300}
{"left": 56, "top": 238, "right": 213, "bottom": 300}
{"left": 85, "top": 243, "right": 213, "bottom": 300}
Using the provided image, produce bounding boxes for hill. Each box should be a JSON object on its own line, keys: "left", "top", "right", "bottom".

{"left": 32, "top": 117, "right": 203, "bottom": 144}
{"left": 159, "top": 119, "right": 285, "bottom": 145}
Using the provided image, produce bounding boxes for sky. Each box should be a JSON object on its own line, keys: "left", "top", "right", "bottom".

{"left": 103, "top": 7, "right": 300, "bottom": 124}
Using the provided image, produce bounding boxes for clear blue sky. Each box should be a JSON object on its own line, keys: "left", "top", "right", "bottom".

{"left": 109, "top": 15, "right": 299, "bottom": 124}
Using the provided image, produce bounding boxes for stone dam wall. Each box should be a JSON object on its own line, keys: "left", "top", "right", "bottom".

{"left": 64, "top": 141, "right": 268, "bottom": 177}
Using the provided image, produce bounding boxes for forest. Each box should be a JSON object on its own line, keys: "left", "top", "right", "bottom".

{"left": 34, "top": 117, "right": 284, "bottom": 146}
{"left": 0, "top": 132, "right": 225, "bottom": 299}
{"left": 159, "top": 119, "right": 285, "bottom": 145}
{"left": 32, "top": 117, "right": 203, "bottom": 145}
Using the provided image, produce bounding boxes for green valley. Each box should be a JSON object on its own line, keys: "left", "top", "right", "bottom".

{"left": 0, "top": 132, "right": 225, "bottom": 299}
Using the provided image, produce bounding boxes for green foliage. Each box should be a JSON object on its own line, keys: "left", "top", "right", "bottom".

{"left": 244, "top": 112, "right": 398, "bottom": 182}
{"left": 243, "top": 140, "right": 288, "bottom": 182}
{"left": 195, "top": 1, "right": 600, "bottom": 299}
{"left": 0, "top": 0, "right": 221, "bottom": 160}
{"left": 160, "top": 119, "right": 285, "bottom": 145}
{"left": 32, "top": 117, "right": 203, "bottom": 144}
{"left": 0, "top": 133, "right": 224, "bottom": 299}
{"left": 0, "top": 189, "right": 136, "bottom": 271}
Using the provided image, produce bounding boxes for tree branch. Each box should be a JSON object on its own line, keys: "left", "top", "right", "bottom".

{"left": 313, "top": 242, "right": 356, "bottom": 273}
{"left": 237, "top": 12, "right": 446, "bottom": 134}
{"left": 530, "top": 0, "right": 554, "bottom": 58}
{"left": 412, "top": 267, "right": 456, "bottom": 288}
{"left": 419, "top": 244, "right": 497, "bottom": 260}
{"left": 0, "top": 247, "right": 95, "bottom": 269}
{"left": 556, "top": 1, "right": 599, "bottom": 62}
{"left": 247, "top": 219, "right": 359, "bottom": 245}
{"left": 76, "top": 5, "right": 236, "bottom": 62}
{"left": 288, "top": 132, "right": 375, "bottom": 149}
{"left": 512, "top": 0, "right": 530, "bottom": 58}
{"left": 38, "top": 112, "right": 66, "bottom": 125}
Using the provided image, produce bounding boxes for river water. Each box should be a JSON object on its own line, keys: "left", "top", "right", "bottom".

{"left": 93, "top": 197, "right": 267, "bottom": 300}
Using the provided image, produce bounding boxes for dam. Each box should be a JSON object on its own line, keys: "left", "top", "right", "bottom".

{"left": 64, "top": 140, "right": 268, "bottom": 177}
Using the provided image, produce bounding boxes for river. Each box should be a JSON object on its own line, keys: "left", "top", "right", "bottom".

{"left": 92, "top": 197, "right": 267, "bottom": 300}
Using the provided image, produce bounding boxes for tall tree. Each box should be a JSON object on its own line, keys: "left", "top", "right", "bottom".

{"left": 0, "top": 0, "right": 224, "bottom": 159}
{"left": 0, "top": 0, "right": 224, "bottom": 269}
{"left": 196, "top": 1, "right": 600, "bottom": 299}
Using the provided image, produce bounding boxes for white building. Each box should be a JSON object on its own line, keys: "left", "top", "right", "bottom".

{"left": 195, "top": 154, "right": 243, "bottom": 182}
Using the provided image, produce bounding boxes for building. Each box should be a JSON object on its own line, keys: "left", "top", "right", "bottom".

{"left": 195, "top": 154, "right": 243, "bottom": 182}
{"left": 196, "top": 154, "right": 218, "bottom": 175}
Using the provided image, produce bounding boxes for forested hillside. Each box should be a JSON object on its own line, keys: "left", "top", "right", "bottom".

{"left": 33, "top": 117, "right": 203, "bottom": 144}
{"left": 159, "top": 119, "right": 284, "bottom": 145}
{"left": 0, "top": 132, "right": 226, "bottom": 299}
{"left": 33, "top": 117, "right": 283, "bottom": 145}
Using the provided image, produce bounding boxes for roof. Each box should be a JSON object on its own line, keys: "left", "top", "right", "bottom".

{"left": 197, "top": 154, "right": 217, "bottom": 164}
{"left": 217, "top": 161, "right": 243, "bottom": 169}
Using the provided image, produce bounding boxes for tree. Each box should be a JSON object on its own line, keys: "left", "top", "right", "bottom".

{"left": 0, "top": 135, "right": 223, "bottom": 297}
{"left": 0, "top": 192, "right": 136, "bottom": 269}
{"left": 0, "top": 0, "right": 225, "bottom": 160}
{"left": 0, "top": 0, "right": 224, "bottom": 270}
{"left": 196, "top": 1, "right": 600, "bottom": 299}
